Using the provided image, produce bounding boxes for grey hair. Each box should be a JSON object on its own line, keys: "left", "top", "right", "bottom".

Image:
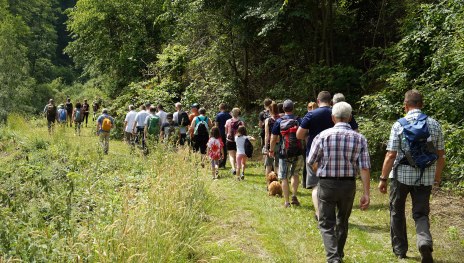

{"left": 332, "top": 93, "right": 345, "bottom": 104}
{"left": 175, "top": 102, "right": 182, "bottom": 108}
{"left": 332, "top": 102, "right": 352, "bottom": 120}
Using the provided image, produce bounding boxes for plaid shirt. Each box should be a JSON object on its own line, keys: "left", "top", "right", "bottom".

{"left": 307, "top": 123, "right": 371, "bottom": 178}
{"left": 387, "top": 109, "right": 444, "bottom": 186}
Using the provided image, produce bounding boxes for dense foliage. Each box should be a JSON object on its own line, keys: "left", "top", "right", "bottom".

{"left": 1, "top": 0, "right": 463, "bottom": 186}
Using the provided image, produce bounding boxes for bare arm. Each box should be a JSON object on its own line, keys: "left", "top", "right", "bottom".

{"left": 296, "top": 127, "right": 308, "bottom": 140}
{"left": 359, "top": 168, "right": 371, "bottom": 210}
{"left": 378, "top": 151, "right": 397, "bottom": 194}
{"left": 269, "top": 134, "right": 278, "bottom": 158}
{"left": 264, "top": 119, "right": 270, "bottom": 150}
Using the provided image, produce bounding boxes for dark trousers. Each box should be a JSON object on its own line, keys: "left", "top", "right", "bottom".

{"left": 83, "top": 112, "right": 89, "bottom": 125}
{"left": 219, "top": 133, "right": 227, "bottom": 168}
{"left": 318, "top": 179, "right": 356, "bottom": 262}
{"left": 389, "top": 179, "right": 433, "bottom": 256}
{"left": 179, "top": 133, "right": 187, "bottom": 146}
{"left": 134, "top": 127, "right": 146, "bottom": 149}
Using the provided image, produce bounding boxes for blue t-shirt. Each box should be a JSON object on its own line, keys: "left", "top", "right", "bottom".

{"left": 97, "top": 114, "right": 115, "bottom": 132}
{"left": 215, "top": 111, "right": 232, "bottom": 136}
{"left": 271, "top": 114, "right": 301, "bottom": 135}
{"left": 300, "top": 106, "right": 359, "bottom": 155}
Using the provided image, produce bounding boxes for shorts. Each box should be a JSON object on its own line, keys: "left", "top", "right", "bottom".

{"left": 278, "top": 156, "right": 302, "bottom": 180}
{"left": 265, "top": 154, "right": 279, "bottom": 167}
{"left": 193, "top": 135, "right": 208, "bottom": 154}
{"left": 226, "top": 141, "right": 237, "bottom": 151}
{"left": 306, "top": 162, "right": 319, "bottom": 188}
{"left": 124, "top": 131, "right": 134, "bottom": 143}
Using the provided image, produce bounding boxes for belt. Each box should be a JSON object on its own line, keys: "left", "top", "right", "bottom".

{"left": 319, "top": 177, "right": 355, "bottom": 181}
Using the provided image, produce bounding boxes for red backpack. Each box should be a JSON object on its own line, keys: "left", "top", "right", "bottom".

{"left": 279, "top": 117, "right": 303, "bottom": 158}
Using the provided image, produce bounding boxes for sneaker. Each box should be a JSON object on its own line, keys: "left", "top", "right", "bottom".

{"left": 240, "top": 172, "right": 244, "bottom": 180}
{"left": 215, "top": 170, "right": 219, "bottom": 178}
{"left": 419, "top": 245, "right": 433, "bottom": 263}
{"left": 284, "top": 202, "right": 291, "bottom": 208}
{"left": 291, "top": 196, "right": 300, "bottom": 206}
{"left": 231, "top": 169, "right": 236, "bottom": 175}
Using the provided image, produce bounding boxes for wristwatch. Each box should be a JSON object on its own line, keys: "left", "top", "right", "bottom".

{"left": 379, "top": 176, "right": 388, "bottom": 182}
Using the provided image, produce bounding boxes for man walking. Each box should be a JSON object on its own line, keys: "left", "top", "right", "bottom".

{"left": 124, "top": 105, "right": 137, "bottom": 145}
{"left": 307, "top": 101, "right": 371, "bottom": 263}
{"left": 297, "top": 91, "right": 359, "bottom": 219}
{"left": 378, "top": 89, "right": 445, "bottom": 262}
{"left": 44, "top": 99, "right": 58, "bottom": 134}
{"left": 133, "top": 105, "right": 149, "bottom": 149}
{"left": 269, "top": 99, "right": 303, "bottom": 208}
{"left": 96, "top": 109, "right": 114, "bottom": 154}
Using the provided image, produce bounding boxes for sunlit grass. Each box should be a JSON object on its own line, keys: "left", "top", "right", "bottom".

{"left": 0, "top": 115, "right": 462, "bottom": 262}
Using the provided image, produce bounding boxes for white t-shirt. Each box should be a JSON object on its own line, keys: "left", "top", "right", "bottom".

{"left": 235, "top": 135, "right": 250, "bottom": 155}
{"left": 124, "top": 110, "right": 137, "bottom": 133}
{"left": 157, "top": 110, "right": 167, "bottom": 126}
{"left": 135, "top": 110, "right": 149, "bottom": 127}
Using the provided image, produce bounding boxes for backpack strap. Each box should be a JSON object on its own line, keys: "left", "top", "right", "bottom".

{"left": 397, "top": 117, "right": 409, "bottom": 127}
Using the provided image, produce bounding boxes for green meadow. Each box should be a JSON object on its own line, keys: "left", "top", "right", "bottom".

{"left": 0, "top": 115, "right": 462, "bottom": 262}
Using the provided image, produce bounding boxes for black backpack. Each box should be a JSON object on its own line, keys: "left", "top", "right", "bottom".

{"left": 244, "top": 137, "right": 253, "bottom": 158}
{"left": 396, "top": 113, "right": 438, "bottom": 183}
{"left": 194, "top": 116, "right": 209, "bottom": 138}
{"left": 46, "top": 105, "right": 57, "bottom": 120}
{"left": 178, "top": 111, "right": 190, "bottom": 127}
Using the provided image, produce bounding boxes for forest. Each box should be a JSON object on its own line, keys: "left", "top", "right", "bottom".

{"left": 1, "top": 0, "right": 464, "bottom": 183}
{"left": 1, "top": 0, "right": 464, "bottom": 261}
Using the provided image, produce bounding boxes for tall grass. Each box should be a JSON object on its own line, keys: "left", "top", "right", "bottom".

{"left": 0, "top": 115, "right": 210, "bottom": 262}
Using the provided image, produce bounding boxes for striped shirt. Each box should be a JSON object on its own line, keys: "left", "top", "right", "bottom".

{"left": 307, "top": 122, "right": 370, "bottom": 178}
{"left": 387, "top": 109, "right": 444, "bottom": 186}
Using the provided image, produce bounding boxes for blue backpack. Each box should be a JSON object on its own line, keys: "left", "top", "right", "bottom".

{"left": 397, "top": 113, "right": 438, "bottom": 183}
{"left": 58, "top": 108, "right": 67, "bottom": 122}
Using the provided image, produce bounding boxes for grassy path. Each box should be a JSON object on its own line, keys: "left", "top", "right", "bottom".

{"left": 197, "top": 157, "right": 464, "bottom": 262}
{"left": 1, "top": 118, "right": 462, "bottom": 262}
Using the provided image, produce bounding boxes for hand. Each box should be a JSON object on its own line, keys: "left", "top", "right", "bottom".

{"left": 378, "top": 181, "right": 388, "bottom": 194}
{"left": 269, "top": 151, "right": 274, "bottom": 158}
{"left": 359, "top": 194, "right": 370, "bottom": 210}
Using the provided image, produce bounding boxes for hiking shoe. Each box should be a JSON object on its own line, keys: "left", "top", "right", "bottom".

{"left": 419, "top": 245, "right": 433, "bottom": 263}
{"left": 240, "top": 172, "right": 244, "bottom": 180}
{"left": 284, "top": 202, "right": 291, "bottom": 208}
{"left": 231, "top": 169, "right": 236, "bottom": 175}
{"left": 291, "top": 196, "right": 300, "bottom": 206}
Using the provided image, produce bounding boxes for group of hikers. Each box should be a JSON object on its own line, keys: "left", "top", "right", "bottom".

{"left": 43, "top": 97, "right": 101, "bottom": 135}
{"left": 43, "top": 89, "right": 444, "bottom": 263}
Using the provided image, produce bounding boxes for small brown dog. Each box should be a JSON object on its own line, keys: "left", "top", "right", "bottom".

{"left": 268, "top": 181, "right": 283, "bottom": 197}
{"left": 266, "top": 171, "right": 278, "bottom": 184}
{"left": 266, "top": 172, "right": 282, "bottom": 197}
